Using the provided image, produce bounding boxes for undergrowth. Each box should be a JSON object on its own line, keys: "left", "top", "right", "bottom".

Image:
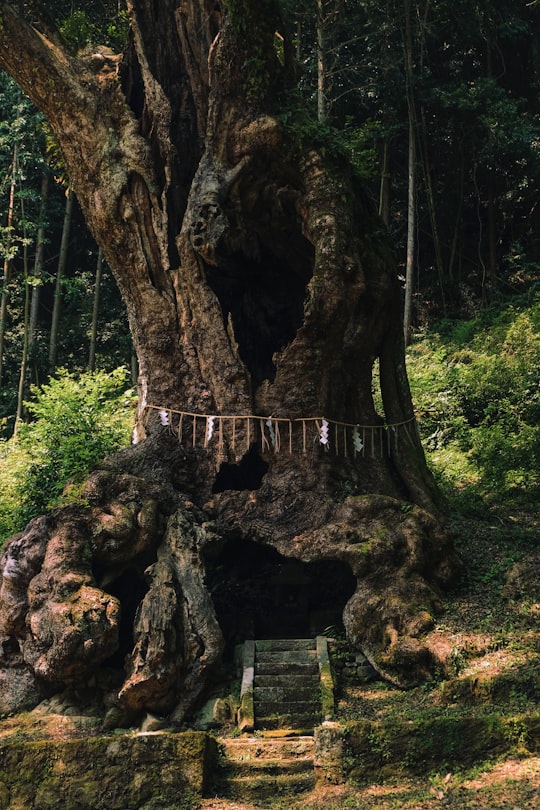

{"left": 0, "top": 367, "right": 134, "bottom": 548}
{"left": 407, "top": 292, "right": 540, "bottom": 515}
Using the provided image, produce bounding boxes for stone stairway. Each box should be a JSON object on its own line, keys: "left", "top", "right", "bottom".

{"left": 206, "top": 638, "right": 336, "bottom": 803}
{"left": 237, "top": 637, "right": 334, "bottom": 734}
{"left": 253, "top": 638, "right": 322, "bottom": 732}
{"left": 211, "top": 735, "right": 316, "bottom": 804}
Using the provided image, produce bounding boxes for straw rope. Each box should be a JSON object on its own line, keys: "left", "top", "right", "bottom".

{"left": 138, "top": 404, "right": 417, "bottom": 459}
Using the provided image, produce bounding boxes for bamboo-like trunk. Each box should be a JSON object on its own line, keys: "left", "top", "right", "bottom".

{"left": 48, "top": 187, "right": 74, "bottom": 374}
{"left": 88, "top": 248, "right": 103, "bottom": 371}
{"left": 316, "top": 0, "right": 327, "bottom": 122}
{"left": 29, "top": 171, "right": 49, "bottom": 379}
{"left": 14, "top": 229, "right": 31, "bottom": 433}
{"left": 419, "top": 106, "right": 446, "bottom": 315}
{"left": 0, "top": 142, "right": 18, "bottom": 388}
{"left": 402, "top": 0, "right": 416, "bottom": 345}
{"left": 378, "top": 138, "right": 391, "bottom": 227}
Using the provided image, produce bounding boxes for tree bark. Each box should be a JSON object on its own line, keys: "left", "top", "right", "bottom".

{"left": 0, "top": 1, "right": 459, "bottom": 720}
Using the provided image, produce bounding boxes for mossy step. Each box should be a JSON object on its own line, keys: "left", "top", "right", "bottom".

{"left": 255, "top": 639, "right": 316, "bottom": 652}
{"left": 219, "top": 736, "right": 315, "bottom": 761}
{"left": 253, "top": 686, "right": 320, "bottom": 703}
{"left": 221, "top": 771, "right": 315, "bottom": 801}
{"left": 255, "top": 700, "right": 322, "bottom": 717}
{"left": 255, "top": 660, "right": 319, "bottom": 676}
{"left": 254, "top": 673, "right": 320, "bottom": 689}
{"left": 255, "top": 650, "right": 318, "bottom": 664}
{"left": 255, "top": 713, "right": 320, "bottom": 730}
{"left": 219, "top": 756, "right": 314, "bottom": 776}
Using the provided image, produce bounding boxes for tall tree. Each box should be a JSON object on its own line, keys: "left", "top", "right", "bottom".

{"left": 15, "top": 169, "right": 49, "bottom": 429}
{"left": 0, "top": 141, "right": 18, "bottom": 388}
{"left": 88, "top": 247, "right": 103, "bottom": 371}
{"left": 28, "top": 171, "right": 49, "bottom": 377}
{"left": 48, "top": 186, "right": 74, "bottom": 374}
{"left": 0, "top": 1, "right": 459, "bottom": 720}
{"left": 402, "top": 0, "right": 416, "bottom": 344}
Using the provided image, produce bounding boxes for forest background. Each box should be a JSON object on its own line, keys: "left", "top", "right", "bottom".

{"left": 0, "top": 0, "right": 538, "bottom": 545}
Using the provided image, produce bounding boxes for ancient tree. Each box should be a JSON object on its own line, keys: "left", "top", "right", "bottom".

{"left": 0, "top": 1, "right": 460, "bottom": 722}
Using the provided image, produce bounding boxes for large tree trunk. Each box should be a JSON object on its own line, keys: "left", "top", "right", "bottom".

{"left": 0, "top": 1, "right": 460, "bottom": 721}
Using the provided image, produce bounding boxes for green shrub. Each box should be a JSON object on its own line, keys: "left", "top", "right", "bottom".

{"left": 408, "top": 296, "right": 540, "bottom": 509}
{"left": 0, "top": 367, "right": 134, "bottom": 547}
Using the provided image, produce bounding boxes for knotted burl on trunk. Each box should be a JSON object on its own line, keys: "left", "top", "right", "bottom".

{"left": 0, "top": 445, "right": 225, "bottom": 720}
{"left": 0, "top": 438, "right": 462, "bottom": 720}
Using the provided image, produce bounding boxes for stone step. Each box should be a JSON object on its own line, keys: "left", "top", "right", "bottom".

{"left": 238, "top": 637, "right": 331, "bottom": 733}
{"left": 220, "top": 756, "right": 314, "bottom": 777}
{"left": 212, "top": 735, "right": 316, "bottom": 802}
{"left": 255, "top": 649, "right": 318, "bottom": 665}
{"left": 252, "top": 639, "right": 323, "bottom": 732}
{"left": 220, "top": 735, "right": 315, "bottom": 761}
{"left": 253, "top": 685, "right": 320, "bottom": 703}
{"left": 221, "top": 770, "right": 316, "bottom": 802}
{"left": 255, "top": 713, "right": 320, "bottom": 731}
{"left": 255, "top": 639, "right": 316, "bottom": 652}
{"left": 255, "top": 699, "right": 321, "bottom": 715}
{"left": 255, "top": 660, "right": 319, "bottom": 676}
{"left": 254, "top": 673, "right": 320, "bottom": 689}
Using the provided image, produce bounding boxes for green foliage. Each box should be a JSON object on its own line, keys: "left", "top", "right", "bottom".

{"left": 408, "top": 295, "right": 540, "bottom": 509}
{"left": 0, "top": 367, "right": 134, "bottom": 546}
{"left": 58, "top": 6, "right": 129, "bottom": 52}
{"left": 279, "top": 101, "right": 383, "bottom": 182}
{"left": 59, "top": 10, "right": 97, "bottom": 51}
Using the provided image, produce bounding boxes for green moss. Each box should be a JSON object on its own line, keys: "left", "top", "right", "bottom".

{"left": 0, "top": 732, "right": 215, "bottom": 810}
{"left": 223, "top": 0, "right": 281, "bottom": 104}
{"left": 342, "top": 712, "right": 540, "bottom": 783}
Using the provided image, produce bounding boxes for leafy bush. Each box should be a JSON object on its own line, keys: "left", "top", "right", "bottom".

{"left": 0, "top": 367, "right": 134, "bottom": 547}
{"left": 407, "top": 296, "right": 540, "bottom": 509}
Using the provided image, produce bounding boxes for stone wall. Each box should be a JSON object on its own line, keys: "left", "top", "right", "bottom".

{"left": 0, "top": 731, "right": 216, "bottom": 810}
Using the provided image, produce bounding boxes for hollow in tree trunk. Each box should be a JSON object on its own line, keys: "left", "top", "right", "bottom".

{"left": 0, "top": 1, "right": 460, "bottom": 721}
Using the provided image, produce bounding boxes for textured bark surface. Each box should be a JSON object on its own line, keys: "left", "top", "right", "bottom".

{"left": 0, "top": 1, "right": 461, "bottom": 719}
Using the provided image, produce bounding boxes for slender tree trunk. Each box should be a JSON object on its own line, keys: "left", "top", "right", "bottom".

{"left": 29, "top": 171, "right": 49, "bottom": 379}
{"left": 88, "top": 248, "right": 103, "bottom": 371}
{"left": 0, "top": 142, "right": 18, "bottom": 388}
{"left": 402, "top": 0, "right": 416, "bottom": 345}
{"left": 14, "top": 227, "right": 31, "bottom": 434}
{"left": 419, "top": 106, "right": 446, "bottom": 315}
{"left": 316, "top": 0, "right": 327, "bottom": 122}
{"left": 378, "top": 138, "right": 391, "bottom": 227}
{"left": 448, "top": 141, "right": 465, "bottom": 284}
{"left": 486, "top": 174, "right": 497, "bottom": 290}
{"left": 48, "top": 187, "right": 74, "bottom": 374}
{"left": 484, "top": 15, "right": 497, "bottom": 297}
